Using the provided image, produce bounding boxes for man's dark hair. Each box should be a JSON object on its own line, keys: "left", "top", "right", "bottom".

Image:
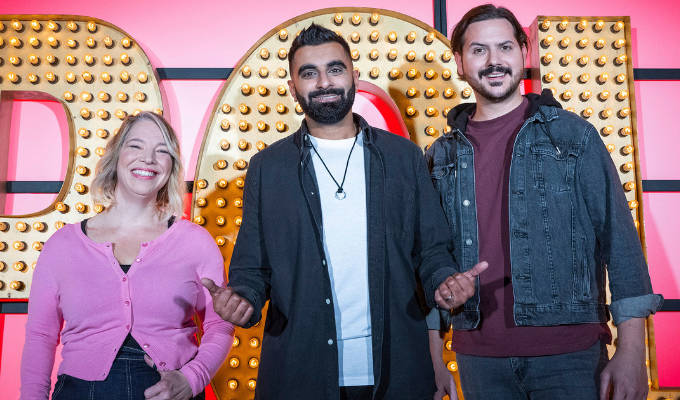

{"left": 288, "top": 23, "right": 352, "bottom": 71}
{"left": 450, "top": 4, "right": 528, "bottom": 54}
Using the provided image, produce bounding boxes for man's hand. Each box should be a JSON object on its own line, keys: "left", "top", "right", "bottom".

{"left": 143, "top": 355, "right": 193, "bottom": 400}
{"left": 434, "top": 262, "right": 488, "bottom": 310}
{"left": 201, "top": 278, "right": 254, "bottom": 327}
{"left": 599, "top": 318, "right": 648, "bottom": 400}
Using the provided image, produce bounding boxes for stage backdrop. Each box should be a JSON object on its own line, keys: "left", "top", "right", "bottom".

{"left": 0, "top": 1, "right": 678, "bottom": 399}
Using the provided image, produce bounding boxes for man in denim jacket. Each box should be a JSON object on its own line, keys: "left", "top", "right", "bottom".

{"left": 426, "top": 5, "right": 662, "bottom": 400}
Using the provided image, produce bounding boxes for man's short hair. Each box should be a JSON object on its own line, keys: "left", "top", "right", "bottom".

{"left": 450, "top": 4, "right": 528, "bottom": 54}
{"left": 288, "top": 23, "right": 352, "bottom": 71}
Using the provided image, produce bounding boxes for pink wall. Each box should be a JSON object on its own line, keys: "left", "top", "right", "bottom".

{"left": 1, "top": 0, "right": 678, "bottom": 396}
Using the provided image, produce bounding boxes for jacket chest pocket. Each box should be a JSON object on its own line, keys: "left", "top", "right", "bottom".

{"left": 430, "top": 162, "right": 457, "bottom": 227}
{"left": 530, "top": 144, "right": 578, "bottom": 192}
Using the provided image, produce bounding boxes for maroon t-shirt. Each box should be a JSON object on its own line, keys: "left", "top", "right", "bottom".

{"left": 452, "top": 98, "right": 610, "bottom": 356}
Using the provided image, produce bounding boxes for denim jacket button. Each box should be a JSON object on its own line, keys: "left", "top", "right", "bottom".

{"left": 465, "top": 239, "right": 473, "bottom": 246}
{"left": 461, "top": 162, "right": 468, "bottom": 168}
{"left": 463, "top": 200, "right": 471, "bottom": 207}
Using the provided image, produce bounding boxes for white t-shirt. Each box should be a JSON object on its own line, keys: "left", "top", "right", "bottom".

{"left": 309, "top": 132, "right": 374, "bottom": 387}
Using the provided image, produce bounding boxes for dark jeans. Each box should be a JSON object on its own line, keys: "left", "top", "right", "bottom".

{"left": 51, "top": 345, "right": 205, "bottom": 400}
{"left": 340, "top": 385, "right": 374, "bottom": 400}
{"left": 456, "top": 341, "right": 609, "bottom": 400}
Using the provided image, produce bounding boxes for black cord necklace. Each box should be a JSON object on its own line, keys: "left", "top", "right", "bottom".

{"left": 309, "top": 134, "right": 359, "bottom": 200}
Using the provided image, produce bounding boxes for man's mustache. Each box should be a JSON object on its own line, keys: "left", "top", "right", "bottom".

{"left": 308, "top": 88, "right": 345, "bottom": 101}
{"left": 478, "top": 65, "right": 512, "bottom": 79}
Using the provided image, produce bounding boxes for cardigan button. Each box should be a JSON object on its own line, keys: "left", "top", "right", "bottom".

{"left": 461, "top": 162, "right": 468, "bottom": 168}
{"left": 465, "top": 239, "right": 473, "bottom": 246}
{"left": 325, "top": 298, "right": 331, "bottom": 305}
{"left": 328, "top": 339, "right": 334, "bottom": 345}
{"left": 122, "top": 277, "right": 127, "bottom": 282}
{"left": 463, "top": 200, "right": 470, "bottom": 207}
{"left": 159, "top": 362, "right": 166, "bottom": 367}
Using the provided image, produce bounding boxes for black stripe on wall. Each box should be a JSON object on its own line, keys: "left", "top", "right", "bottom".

{"left": 156, "top": 68, "right": 233, "bottom": 80}
{"left": 433, "top": 0, "right": 448, "bottom": 36}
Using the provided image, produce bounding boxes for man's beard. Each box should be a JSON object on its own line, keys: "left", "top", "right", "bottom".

{"left": 297, "top": 82, "right": 355, "bottom": 124}
{"left": 464, "top": 65, "right": 522, "bottom": 103}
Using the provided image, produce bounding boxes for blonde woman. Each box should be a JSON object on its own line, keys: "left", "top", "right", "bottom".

{"left": 20, "top": 112, "right": 233, "bottom": 399}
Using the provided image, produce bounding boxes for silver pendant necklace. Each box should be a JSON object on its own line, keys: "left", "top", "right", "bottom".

{"left": 309, "top": 134, "right": 358, "bottom": 200}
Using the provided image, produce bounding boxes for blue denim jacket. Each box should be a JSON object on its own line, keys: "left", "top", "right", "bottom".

{"left": 425, "top": 90, "right": 663, "bottom": 330}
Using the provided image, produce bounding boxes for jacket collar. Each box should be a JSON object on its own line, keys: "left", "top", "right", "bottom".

{"left": 446, "top": 88, "right": 562, "bottom": 137}
{"left": 294, "top": 113, "right": 374, "bottom": 154}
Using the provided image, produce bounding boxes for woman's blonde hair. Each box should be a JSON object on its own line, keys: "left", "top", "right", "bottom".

{"left": 91, "top": 111, "right": 185, "bottom": 218}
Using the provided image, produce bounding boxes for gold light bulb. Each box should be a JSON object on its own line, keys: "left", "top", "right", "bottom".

{"left": 561, "top": 90, "right": 573, "bottom": 100}
{"left": 369, "top": 30, "right": 380, "bottom": 42}
{"left": 594, "top": 38, "right": 605, "bottom": 49}
{"left": 121, "top": 37, "right": 132, "bottom": 48}
{"left": 97, "top": 109, "right": 110, "bottom": 120}
{"left": 406, "top": 87, "right": 417, "bottom": 98}
{"left": 193, "top": 216, "right": 205, "bottom": 225}
{"left": 75, "top": 202, "right": 87, "bottom": 213}
{"left": 606, "top": 143, "right": 616, "bottom": 153}
{"left": 620, "top": 126, "right": 632, "bottom": 136}
{"left": 580, "top": 90, "right": 592, "bottom": 101}
{"left": 543, "top": 72, "right": 555, "bottom": 83}
{"left": 370, "top": 12, "right": 380, "bottom": 25}
{"left": 615, "top": 54, "right": 627, "bottom": 65}
{"left": 369, "top": 49, "right": 379, "bottom": 60}
{"left": 350, "top": 32, "right": 360, "bottom": 43}
{"left": 80, "top": 108, "right": 91, "bottom": 119}
{"left": 387, "top": 49, "right": 398, "bottom": 61}
{"left": 27, "top": 74, "right": 39, "bottom": 84}
{"left": 599, "top": 90, "right": 610, "bottom": 101}
{"left": 601, "top": 125, "right": 614, "bottom": 136}
{"left": 76, "top": 165, "right": 89, "bottom": 175}
{"left": 138, "top": 72, "right": 148, "bottom": 83}
{"left": 405, "top": 106, "right": 417, "bottom": 117}
{"left": 120, "top": 71, "right": 130, "bottom": 82}
{"left": 406, "top": 31, "right": 417, "bottom": 43}
{"left": 196, "top": 179, "right": 208, "bottom": 189}
{"left": 216, "top": 198, "right": 226, "bottom": 208}
{"left": 9, "top": 56, "right": 21, "bottom": 66}
{"left": 559, "top": 37, "right": 571, "bottom": 48}
{"left": 622, "top": 161, "right": 634, "bottom": 172}
{"left": 78, "top": 128, "right": 90, "bottom": 138}
{"left": 387, "top": 31, "right": 397, "bottom": 43}
{"left": 29, "top": 37, "right": 40, "bottom": 47}
{"left": 578, "top": 73, "right": 590, "bottom": 83}
{"left": 11, "top": 19, "right": 23, "bottom": 31}
{"left": 278, "top": 48, "right": 287, "bottom": 59}
{"left": 542, "top": 35, "right": 554, "bottom": 47}
{"left": 216, "top": 178, "right": 228, "bottom": 188}
{"left": 600, "top": 108, "right": 613, "bottom": 119}
{"left": 259, "top": 48, "right": 270, "bottom": 60}
{"left": 66, "top": 39, "right": 77, "bottom": 48}
{"left": 241, "top": 84, "right": 252, "bottom": 95}
{"left": 257, "top": 121, "right": 268, "bottom": 131}
{"left": 55, "top": 202, "right": 69, "bottom": 213}
{"left": 576, "top": 19, "right": 587, "bottom": 32}
{"left": 622, "top": 145, "right": 634, "bottom": 155}
{"left": 406, "top": 68, "right": 418, "bottom": 79}
{"left": 96, "top": 129, "right": 108, "bottom": 138}
{"left": 9, "top": 37, "right": 22, "bottom": 48}
{"left": 16, "top": 222, "right": 28, "bottom": 232}
{"left": 424, "top": 31, "right": 435, "bottom": 44}
{"left": 115, "top": 109, "right": 127, "bottom": 120}
{"left": 558, "top": 19, "right": 569, "bottom": 31}
{"left": 425, "top": 87, "right": 437, "bottom": 98}
{"left": 462, "top": 87, "right": 473, "bottom": 98}
{"left": 47, "top": 36, "right": 58, "bottom": 47}
{"left": 614, "top": 39, "right": 626, "bottom": 49}
{"left": 615, "top": 73, "right": 626, "bottom": 84}
{"left": 623, "top": 181, "right": 635, "bottom": 191}
{"left": 46, "top": 54, "right": 57, "bottom": 65}
{"left": 234, "top": 159, "right": 248, "bottom": 170}
{"left": 582, "top": 107, "right": 594, "bottom": 118}
{"left": 95, "top": 147, "right": 106, "bottom": 156}
{"left": 406, "top": 50, "right": 417, "bottom": 61}
{"left": 617, "top": 90, "right": 629, "bottom": 101}
{"left": 542, "top": 53, "right": 553, "bottom": 64}
{"left": 577, "top": 38, "right": 589, "bottom": 48}
{"left": 276, "top": 103, "right": 287, "bottom": 113}
{"left": 276, "top": 121, "right": 287, "bottom": 132}
{"left": 425, "top": 126, "right": 437, "bottom": 136}
{"left": 227, "top": 380, "right": 238, "bottom": 390}
{"left": 597, "top": 73, "right": 609, "bottom": 84}
{"left": 619, "top": 107, "right": 631, "bottom": 118}
{"left": 257, "top": 86, "right": 268, "bottom": 96}
{"left": 578, "top": 55, "right": 589, "bottom": 66}
{"left": 596, "top": 55, "right": 607, "bottom": 66}
{"left": 295, "top": 104, "right": 303, "bottom": 114}
{"left": 238, "top": 120, "right": 249, "bottom": 131}
{"left": 63, "top": 91, "right": 74, "bottom": 101}
{"left": 47, "top": 20, "right": 58, "bottom": 31}
{"left": 425, "top": 106, "right": 437, "bottom": 117}
{"left": 30, "top": 19, "right": 41, "bottom": 31}
{"left": 33, "top": 222, "right": 46, "bottom": 232}
{"left": 351, "top": 49, "right": 360, "bottom": 60}
{"left": 594, "top": 20, "right": 604, "bottom": 32}
{"left": 219, "top": 139, "right": 230, "bottom": 150}
{"left": 351, "top": 14, "right": 361, "bottom": 25}
{"left": 80, "top": 91, "right": 93, "bottom": 102}
{"left": 257, "top": 103, "right": 268, "bottom": 114}
{"left": 256, "top": 141, "right": 266, "bottom": 151}
{"left": 442, "top": 50, "right": 452, "bottom": 62}
{"left": 66, "top": 54, "right": 77, "bottom": 65}
{"left": 333, "top": 13, "right": 343, "bottom": 25}
{"left": 279, "top": 29, "right": 288, "bottom": 40}
{"left": 74, "top": 182, "right": 87, "bottom": 193}
{"left": 425, "top": 50, "right": 436, "bottom": 62}
{"left": 135, "top": 92, "right": 146, "bottom": 102}
{"left": 444, "top": 88, "right": 455, "bottom": 98}
{"left": 229, "top": 357, "right": 240, "bottom": 368}
{"left": 14, "top": 241, "right": 26, "bottom": 251}
{"left": 86, "top": 37, "right": 96, "bottom": 48}
{"left": 540, "top": 20, "right": 551, "bottom": 31}
{"left": 561, "top": 54, "right": 573, "bottom": 65}
{"left": 425, "top": 69, "right": 436, "bottom": 79}
{"left": 117, "top": 91, "right": 128, "bottom": 102}
{"left": 442, "top": 69, "right": 452, "bottom": 80}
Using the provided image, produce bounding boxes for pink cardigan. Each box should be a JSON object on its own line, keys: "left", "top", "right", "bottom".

{"left": 20, "top": 220, "right": 234, "bottom": 398}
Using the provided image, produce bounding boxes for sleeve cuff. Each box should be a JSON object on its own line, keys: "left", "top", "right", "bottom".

{"left": 179, "top": 364, "right": 203, "bottom": 397}
{"left": 610, "top": 293, "right": 664, "bottom": 325}
{"left": 425, "top": 307, "right": 451, "bottom": 331}
{"left": 426, "top": 267, "right": 457, "bottom": 309}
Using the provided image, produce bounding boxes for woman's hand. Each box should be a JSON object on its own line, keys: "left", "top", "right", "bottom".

{"left": 144, "top": 355, "right": 193, "bottom": 400}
